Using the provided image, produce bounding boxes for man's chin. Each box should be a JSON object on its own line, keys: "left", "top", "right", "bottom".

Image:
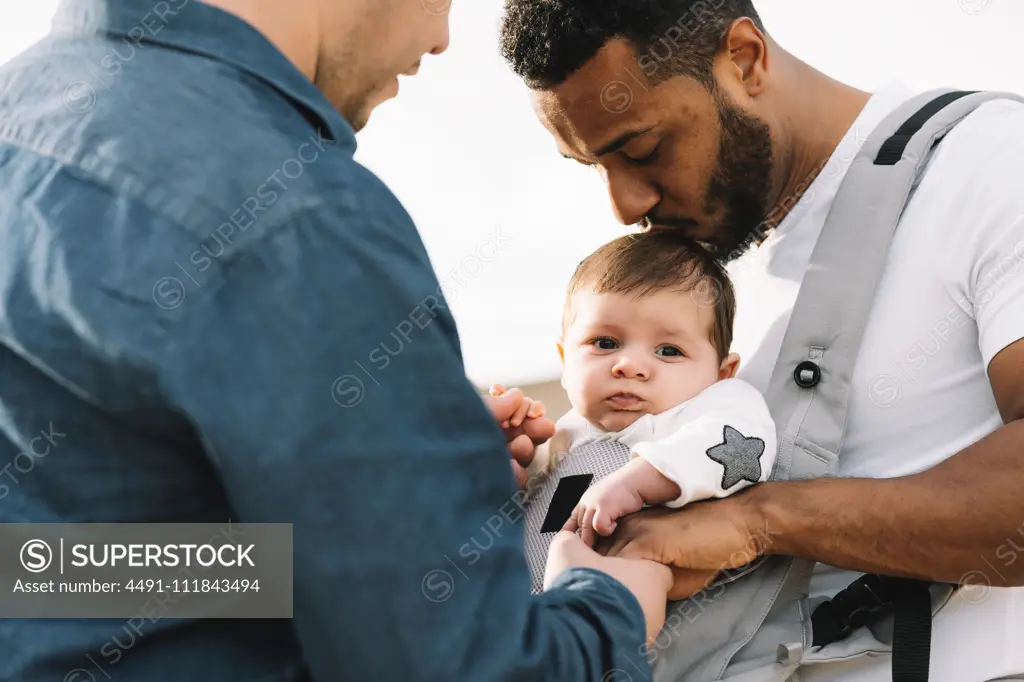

{"left": 345, "top": 81, "right": 400, "bottom": 133}
{"left": 346, "top": 112, "right": 370, "bottom": 133}
{"left": 710, "top": 228, "right": 763, "bottom": 264}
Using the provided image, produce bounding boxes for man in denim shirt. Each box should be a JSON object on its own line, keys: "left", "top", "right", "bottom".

{"left": 0, "top": 0, "right": 673, "bottom": 680}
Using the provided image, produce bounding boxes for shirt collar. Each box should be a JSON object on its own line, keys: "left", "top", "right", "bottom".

{"left": 50, "top": 0, "right": 354, "bottom": 146}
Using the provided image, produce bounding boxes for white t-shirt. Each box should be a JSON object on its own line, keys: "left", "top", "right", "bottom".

{"left": 728, "top": 80, "right": 1024, "bottom": 681}
{"left": 554, "top": 378, "right": 778, "bottom": 507}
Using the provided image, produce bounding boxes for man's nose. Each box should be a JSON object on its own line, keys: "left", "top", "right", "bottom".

{"left": 430, "top": 14, "right": 451, "bottom": 55}
{"left": 605, "top": 166, "right": 660, "bottom": 227}
{"left": 612, "top": 355, "right": 650, "bottom": 380}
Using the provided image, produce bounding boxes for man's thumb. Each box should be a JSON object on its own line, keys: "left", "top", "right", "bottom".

{"left": 485, "top": 387, "right": 522, "bottom": 420}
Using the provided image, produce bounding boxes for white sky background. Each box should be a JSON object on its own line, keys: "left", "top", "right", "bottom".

{"left": 2, "top": 0, "right": 1021, "bottom": 388}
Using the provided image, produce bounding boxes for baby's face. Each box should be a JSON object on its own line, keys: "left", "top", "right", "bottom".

{"left": 560, "top": 288, "right": 727, "bottom": 432}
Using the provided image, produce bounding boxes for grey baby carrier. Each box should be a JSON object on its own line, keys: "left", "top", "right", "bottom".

{"left": 521, "top": 89, "right": 1024, "bottom": 681}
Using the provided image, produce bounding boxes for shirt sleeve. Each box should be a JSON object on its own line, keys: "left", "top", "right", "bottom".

{"left": 969, "top": 205, "right": 1024, "bottom": 368}
{"left": 157, "top": 199, "right": 649, "bottom": 682}
{"left": 631, "top": 379, "right": 778, "bottom": 508}
{"left": 931, "top": 100, "right": 1024, "bottom": 368}
{"left": 974, "top": 214, "right": 1024, "bottom": 367}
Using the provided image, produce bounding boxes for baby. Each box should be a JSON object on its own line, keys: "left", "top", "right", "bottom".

{"left": 521, "top": 230, "right": 778, "bottom": 548}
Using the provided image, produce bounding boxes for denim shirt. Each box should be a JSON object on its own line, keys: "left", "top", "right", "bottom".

{"left": 0, "top": 1, "right": 649, "bottom": 680}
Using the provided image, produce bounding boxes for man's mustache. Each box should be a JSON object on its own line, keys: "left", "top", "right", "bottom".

{"left": 639, "top": 215, "right": 720, "bottom": 254}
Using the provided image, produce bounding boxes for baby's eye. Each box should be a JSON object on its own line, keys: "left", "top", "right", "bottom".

{"left": 656, "top": 345, "right": 685, "bottom": 358}
{"left": 591, "top": 337, "right": 618, "bottom": 350}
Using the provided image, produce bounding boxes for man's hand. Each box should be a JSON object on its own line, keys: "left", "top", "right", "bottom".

{"left": 545, "top": 530, "right": 672, "bottom": 644}
{"left": 484, "top": 384, "right": 555, "bottom": 488}
{"left": 595, "top": 494, "right": 772, "bottom": 600}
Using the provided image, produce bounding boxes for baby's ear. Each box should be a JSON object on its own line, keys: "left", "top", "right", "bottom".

{"left": 719, "top": 352, "right": 741, "bottom": 380}
{"left": 556, "top": 337, "right": 567, "bottom": 388}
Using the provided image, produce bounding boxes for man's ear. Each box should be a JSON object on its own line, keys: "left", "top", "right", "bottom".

{"left": 719, "top": 352, "right": 741, "bottom": 380}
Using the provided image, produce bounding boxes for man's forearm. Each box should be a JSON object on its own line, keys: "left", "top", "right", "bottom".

{"left": 752, "top": 419, "right": 1024, "bottom": 586}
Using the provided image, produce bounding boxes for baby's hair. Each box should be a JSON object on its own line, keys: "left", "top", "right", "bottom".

{"left": 562, "top": 231, "right": 736, "bottom": 359}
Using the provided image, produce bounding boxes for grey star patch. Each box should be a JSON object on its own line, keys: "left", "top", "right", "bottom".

{"left": 705, "top": 425, "right": 765, "bottom": 489}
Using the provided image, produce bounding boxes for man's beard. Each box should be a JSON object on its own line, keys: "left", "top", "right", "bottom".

{"left": 700, "top": 89, "right": 775, "bottom": 264}
{"left": 315, "top": 53, "right": 380, "bottom": 133}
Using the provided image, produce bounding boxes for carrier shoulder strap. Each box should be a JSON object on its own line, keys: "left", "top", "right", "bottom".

{"left": 765, "top": 88, "right": 1024, "bottom": 479}
{"left": 765, "top": 88, "right": 1024, "bottom": 681}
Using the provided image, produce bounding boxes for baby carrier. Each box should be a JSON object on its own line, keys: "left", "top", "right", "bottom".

{"left": 521, "top": 88, "right": 1024, "bottom": 681}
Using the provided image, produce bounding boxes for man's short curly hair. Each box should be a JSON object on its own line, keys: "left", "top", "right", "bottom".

{"left": 499, "top": 0, "right": 765, "bottom": 91}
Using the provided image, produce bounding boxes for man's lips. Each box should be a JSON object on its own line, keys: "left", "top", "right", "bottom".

{"left": 641, "top": 216, "right": 700, "bottom": 233}
{"left": 607, "top": 393, "right": 643, "bottom": 408}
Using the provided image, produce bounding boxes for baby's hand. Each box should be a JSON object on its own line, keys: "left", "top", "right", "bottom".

{"left": 563, "top": 471, "right": 645, "bottom": 547}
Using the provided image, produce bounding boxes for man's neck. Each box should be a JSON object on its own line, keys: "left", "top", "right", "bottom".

{"left": 767, "top": 54, "right": 873, "bottom": 231}
{"left": 199, "top": 0, "right": 320, "bottom": 82}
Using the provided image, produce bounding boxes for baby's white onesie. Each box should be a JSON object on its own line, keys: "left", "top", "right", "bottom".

{"left": 551, "top": 378, "right": 778, "bottom": 507}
